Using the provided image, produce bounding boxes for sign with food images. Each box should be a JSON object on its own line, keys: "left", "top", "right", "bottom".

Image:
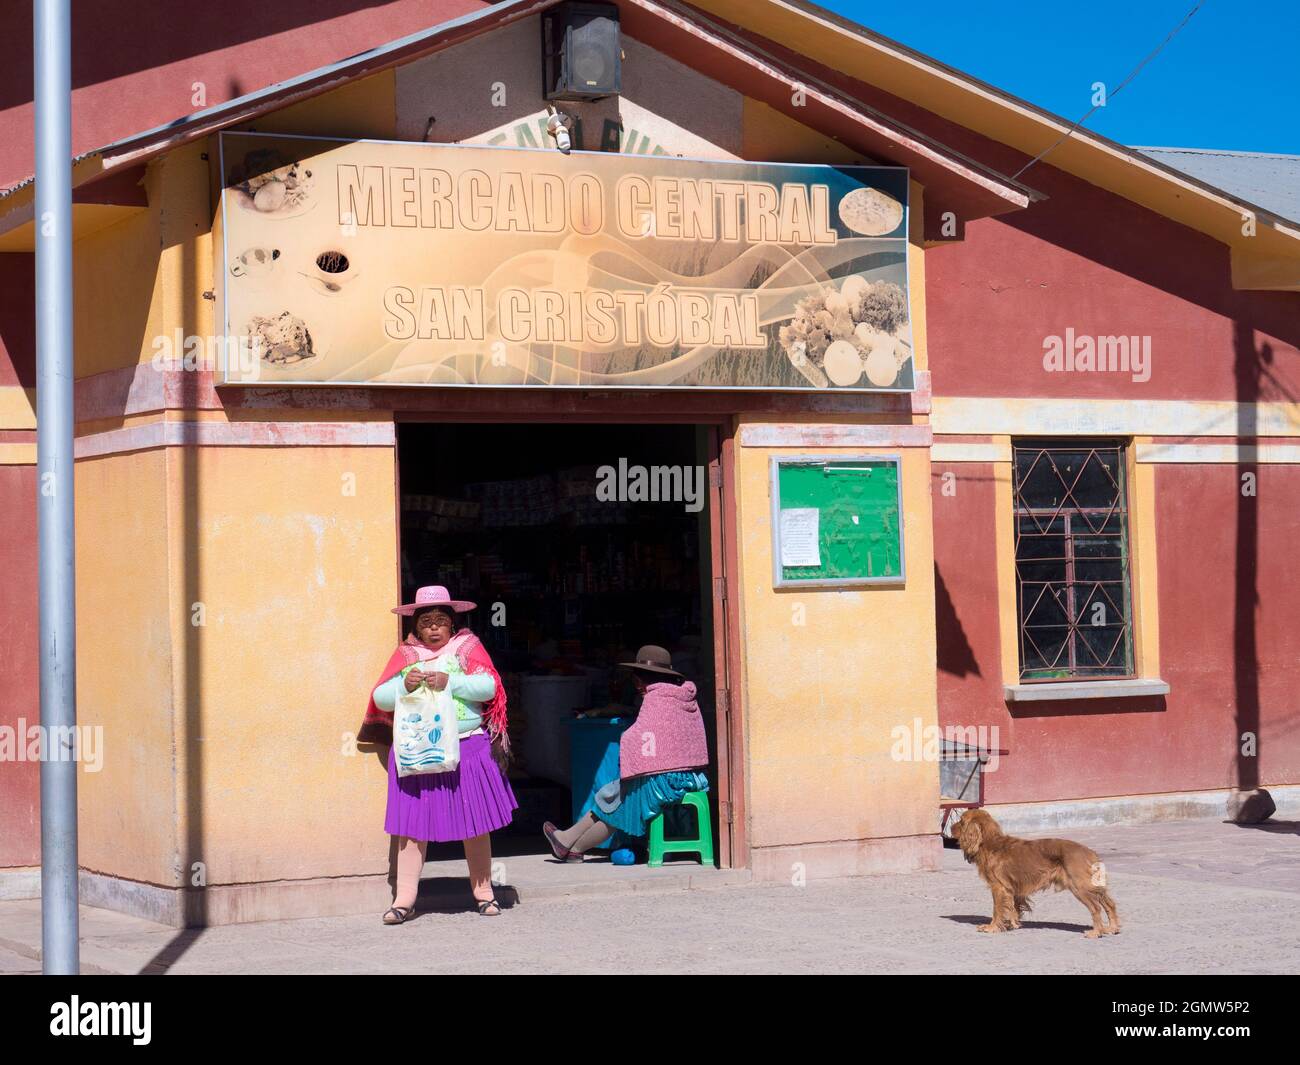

{"left": 215, "top": 132, "right": 913, "bottom": 390}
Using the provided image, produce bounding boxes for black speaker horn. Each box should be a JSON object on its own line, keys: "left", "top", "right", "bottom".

{"left": 542, "top": 2, "right": 622, "bottom": 101}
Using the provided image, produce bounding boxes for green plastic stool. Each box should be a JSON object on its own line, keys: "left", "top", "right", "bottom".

{"left": 647, "top": 791, "right": 714, "bottom": 867}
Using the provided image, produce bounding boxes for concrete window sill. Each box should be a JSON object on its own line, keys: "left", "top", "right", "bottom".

{"left": 1003, "top": 678, "right": 1170, "bottom": 703}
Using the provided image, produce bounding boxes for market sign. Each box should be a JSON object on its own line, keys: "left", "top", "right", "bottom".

{"left": 215, "top": 132, "right": 913, "bottom": 391}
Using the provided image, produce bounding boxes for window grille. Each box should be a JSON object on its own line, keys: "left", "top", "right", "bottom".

{"left": 1013, "top": 442, "right": 1134, "bottom": 680}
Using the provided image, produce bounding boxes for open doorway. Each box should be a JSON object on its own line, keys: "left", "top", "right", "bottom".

{"left": 396, "top": 421, "right": 725, "bottom": 868}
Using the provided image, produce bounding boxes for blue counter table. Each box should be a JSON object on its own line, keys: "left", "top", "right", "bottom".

{"left": 566, "top": 716, "right": 630, "bottom": 851}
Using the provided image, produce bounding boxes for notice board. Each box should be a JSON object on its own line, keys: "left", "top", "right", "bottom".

{"left": 770, "top": 455, "right": 904, "bottom": 588}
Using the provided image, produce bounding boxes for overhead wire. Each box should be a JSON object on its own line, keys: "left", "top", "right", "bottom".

{"left": 1011, "top": 1, "right": 1207, "bottom": 180}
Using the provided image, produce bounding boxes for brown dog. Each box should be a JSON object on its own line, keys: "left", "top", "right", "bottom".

{"left": 951, "top": 809, "right": 1120, "bottom": 938}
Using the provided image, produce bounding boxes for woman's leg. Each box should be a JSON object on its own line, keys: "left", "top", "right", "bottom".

{"left": 553, "top": 812, "right": 615, "bottom": 853}
{"left": 393, "top": 835, "right": 427, "bottom": 910}
{"left": 570, "top": 817, "right": 614, "bottom": 854}
{"left": 552, "top": 813, "right": 596, "bottom": 849}
{"left": 463, "top": 832, "right": 495, "bottom": 903}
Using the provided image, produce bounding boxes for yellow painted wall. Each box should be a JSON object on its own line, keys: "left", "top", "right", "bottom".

{"left": 741, "top": 97, "right": 877, "bottom": 165}
{"left": 75, "top": 449, "right": 181, "bottom": 885}
{"left": 733, "top": 433, "right": 939, "bottom": 851}
{"left": 163, "top": 443, "right": 398, "bottom": 884}
{"left": 73, "top": 141, "right": 213, "bottom": 379}
{"left": 71, "top": 187, "right": 164, "bottom": 377}
{"left": 0, "top": 386, "right": 36, "bottom": 429}
{"left": 732, "top": 92, "right": 940, "bottom": 863}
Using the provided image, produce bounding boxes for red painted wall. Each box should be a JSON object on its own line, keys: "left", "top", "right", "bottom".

{"left": 0, "top": 462, "right": 39, "bottom": 866}
{"left": 0, "top": 254, "right": 34, "bottom": 389}
{"left": 0, "top": 0, "right": 486, "bottom": 191}
{"left": 924, "top": 179, "right": 1300, "bottom": 404}
{"left": 0, "top": 250, "right": 38, "bottom": 867}
{"left": 933, "top": 457, "right": 1300, "bottom": 803}
{"left": 919, "top": 107, "right": 1300, "bottom": 804}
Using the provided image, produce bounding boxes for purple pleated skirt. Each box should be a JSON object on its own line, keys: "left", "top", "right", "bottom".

{"left": 385, "top": 733, "right": 518, "bottom": 842}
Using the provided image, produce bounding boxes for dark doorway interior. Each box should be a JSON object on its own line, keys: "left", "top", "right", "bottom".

{"left": 396, "top": 422, "right": 718, "bottom": 862}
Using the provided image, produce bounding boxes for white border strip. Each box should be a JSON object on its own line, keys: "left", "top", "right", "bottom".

{"left": 985, "top": 785, "right": 1300, "bottom": 834}
{"left": 930, "top": 440, "right": 1300, "bottom": 464}
{"left": 74, "top": 420, "right": 396, "bottom": 459}
{"left": 930, "top": 442, "right": 1010, "bottom": 463}
{"left": 740, "top": 423, "right": 932, "bottom": 447}
{"left": 1136, "top": 442, "right": 1300, "bottom": 464}
{"left": 932, "top": 397, "right": 1300, "bottom": 438}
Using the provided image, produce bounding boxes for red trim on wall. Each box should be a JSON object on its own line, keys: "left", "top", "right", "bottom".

{"left": 0, "top": 465, "right": 39, "bottom": 866}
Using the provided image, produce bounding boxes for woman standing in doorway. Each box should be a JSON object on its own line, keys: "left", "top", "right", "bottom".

{"left": 360, "top": 586, "right": 517, "bottom": 922}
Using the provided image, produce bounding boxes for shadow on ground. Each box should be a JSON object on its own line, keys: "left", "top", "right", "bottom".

{"left": 942, "top": 914, "right": 1094, "bottom": 935}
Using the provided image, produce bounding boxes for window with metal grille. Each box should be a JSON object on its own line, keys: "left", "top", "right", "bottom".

{"left": 1013, "top": 442, "right": 1134, "bottom": 681}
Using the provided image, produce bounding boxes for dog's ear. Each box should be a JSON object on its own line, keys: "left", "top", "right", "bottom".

{"left": 957, "top": 818, "right": 982, "bottom": 859}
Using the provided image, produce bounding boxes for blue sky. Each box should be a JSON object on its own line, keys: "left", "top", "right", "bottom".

{"left": 820, "top": 1, "right": 1298, "bottom": 155}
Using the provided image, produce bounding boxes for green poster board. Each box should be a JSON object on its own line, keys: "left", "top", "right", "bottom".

{"left": 770, "top": 455, "right": 904, "bottom": 587}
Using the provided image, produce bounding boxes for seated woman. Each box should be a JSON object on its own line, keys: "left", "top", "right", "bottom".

{"left": 543, "top": 645, "right": 709, "bottom": 861}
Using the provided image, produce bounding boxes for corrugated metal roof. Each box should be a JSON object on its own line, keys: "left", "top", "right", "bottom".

{"left": 1136, "top": 147, "right": 1300, "bottom": 226}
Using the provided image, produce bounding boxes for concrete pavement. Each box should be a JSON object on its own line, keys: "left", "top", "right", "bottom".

{"left": 1, "top": 818, "right": 1297, "bottom": 974}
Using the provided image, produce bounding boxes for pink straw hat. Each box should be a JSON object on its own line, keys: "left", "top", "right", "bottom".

{"left": 392, "top": 584, "right": 477, "bottom": 616}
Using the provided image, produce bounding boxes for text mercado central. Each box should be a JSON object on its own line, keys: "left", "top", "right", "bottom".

{"left": 344, "top": 166, "right": 843, "bottom": 347}
{"left": 337, "top": 165, "right": 841, "bottom": 245}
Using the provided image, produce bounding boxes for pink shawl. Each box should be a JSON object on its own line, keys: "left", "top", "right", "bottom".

{"left": 358, "top": 629, "right": 509, "bottom": 746}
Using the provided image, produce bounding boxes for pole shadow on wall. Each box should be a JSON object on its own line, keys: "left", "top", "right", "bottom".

{"left": 140, "top": 220, "right": 206, "bottom": 973}
{"left": 1230, "top": 318, "right": 1299, "bottom": 808}
{"left": 1233, "top": 320, "right": 1264, "bottom": 796}
{"left": 1232, "top": 321, "right": 1300, "bottom": 835}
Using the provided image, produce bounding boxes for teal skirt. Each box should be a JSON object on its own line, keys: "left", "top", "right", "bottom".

{"left": 593, "top": 770, "right": 710, "bottom": 838}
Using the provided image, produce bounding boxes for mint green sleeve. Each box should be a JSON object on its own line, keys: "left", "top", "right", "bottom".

{"left": 372, "top": 670, "right": 408, "bottom": 713}
{"left": 448, "top": 672, "right": 496, "bottom": 703}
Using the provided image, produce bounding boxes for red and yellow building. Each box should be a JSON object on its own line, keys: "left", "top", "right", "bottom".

{"left": 0, "top": 0, "right": 1296, "bottom": 925}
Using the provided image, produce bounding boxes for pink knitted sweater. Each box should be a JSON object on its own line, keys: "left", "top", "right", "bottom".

{"left": 619, "top": 680, "right": 709, "bottom": 779}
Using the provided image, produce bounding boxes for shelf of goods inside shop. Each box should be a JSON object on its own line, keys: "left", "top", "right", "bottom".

{"left": 561, "top": 496, "right": 632, "bottom": 525}
{"left": 401, "top": 494, "right": 481, "bottom": 533}
{"left": 466, "top": 475, "right": 559, "bottom": 527}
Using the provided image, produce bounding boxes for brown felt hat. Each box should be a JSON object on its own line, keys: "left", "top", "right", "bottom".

{"left": 618, "top": 644, "right": 684, "bottom": 680}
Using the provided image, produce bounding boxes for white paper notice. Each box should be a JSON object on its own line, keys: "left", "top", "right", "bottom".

{"left": 780, "top": 508, "right": 821, "bottom": 567}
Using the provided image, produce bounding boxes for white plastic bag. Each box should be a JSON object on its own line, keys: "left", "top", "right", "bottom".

{"left": 393, "top": 656, "right": 460, "bottom": 777}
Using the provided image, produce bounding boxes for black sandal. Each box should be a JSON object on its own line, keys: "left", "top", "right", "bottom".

{"left": 476, "top": 898, "right": 502, "bottom": 916}
{"left": 382, "top": 905, "right": 415, "bottom": 925}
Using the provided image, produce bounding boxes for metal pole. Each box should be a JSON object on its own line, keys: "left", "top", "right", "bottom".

{"left": 34, "top": 0, "right": 78, "bottom": 975}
